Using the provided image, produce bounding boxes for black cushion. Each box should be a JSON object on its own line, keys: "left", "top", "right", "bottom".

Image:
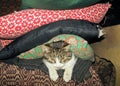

{"left": 0, "top": 19, "right": 100, "bottom": 60}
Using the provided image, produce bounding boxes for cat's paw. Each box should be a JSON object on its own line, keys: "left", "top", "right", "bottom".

{"left": 50, "top": 74, "right": 59, "bottom": 81}
{"left": 63, "top": 69, "right": 72, "bottom": 82}
{"left": 49, "top": 70, "right": 59, "bottom": 81}
{"left": 63, "top": 73, "right": 71, "bottom": 82}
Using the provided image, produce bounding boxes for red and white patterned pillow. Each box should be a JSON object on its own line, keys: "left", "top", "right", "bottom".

{"left": 0, "top": 40, "right": 12, "bottom": 48}
{"left": 0, "top": 3, "right": 111, "bottom": 39}
{"left": 0, "top": 3, "right": 111, "bottom": 48}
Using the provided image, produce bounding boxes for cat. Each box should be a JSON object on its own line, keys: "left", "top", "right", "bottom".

{"left": 42, "top": 41, "right": 78, "bottom": 82}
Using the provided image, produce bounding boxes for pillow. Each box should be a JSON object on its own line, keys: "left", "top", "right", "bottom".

{"left": 0, "top": 19, "right": 100, "bottom": 60}
{"left": 0, "top": 40, "right": 13, "bottom": 48}
{"left": 0, "top": 3, "right": 111, "bottom": 39}
{"left": 21, "top": 0, "right": 101, "bottom": 10}
{"left": 19, "top": 34, "right": 94, "bottom": 61}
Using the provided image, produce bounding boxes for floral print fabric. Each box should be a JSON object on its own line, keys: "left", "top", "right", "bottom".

{"left": 19, "top": 34, "right": 94, "bottom": 61}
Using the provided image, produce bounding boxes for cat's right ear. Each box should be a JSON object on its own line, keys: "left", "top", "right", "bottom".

{"left": 41, "top": 44, "right": 51, "bottom": 53}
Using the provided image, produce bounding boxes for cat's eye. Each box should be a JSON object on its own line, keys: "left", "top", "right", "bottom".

{"left": 60, "top": 57, "right": 71, "bottom": 63}
{"left": 44, "top": 56, "right": 56, "bottom": 63}
{"left": 46, "top": 57, "right": 55, "bottom": 63}
{"left": 48, "top": 59, "right": 56, "bottom": 63}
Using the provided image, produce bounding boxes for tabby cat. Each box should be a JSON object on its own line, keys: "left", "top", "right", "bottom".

{"left": 42, "top": 41, "right": 77, "bottom": 82}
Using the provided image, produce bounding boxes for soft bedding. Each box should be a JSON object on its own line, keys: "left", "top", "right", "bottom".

{"left": 0, "top": 19, "right": 101, "bottom": 60}
{"left": 0, "top": 3, "right": 110, "bottom": 39}
{"left": 19, "top": 34, "right": 94, "bottom": 61}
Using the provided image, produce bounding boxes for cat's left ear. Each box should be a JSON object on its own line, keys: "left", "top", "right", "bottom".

{"left": 62, "top": 41, "right": 69, "bottom": 47}
{"left": 41, "top": 44, "right": 51, "bottom": 53}
{"left": 62, "top": 42, "right": 71, "bottom": 51}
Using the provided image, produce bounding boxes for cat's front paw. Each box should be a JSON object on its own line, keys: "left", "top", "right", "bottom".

{"left": 63, "top": 69, "right": 72, "bottom": 82}
{"left": 63, "top": 74, "right": 71, "bottom": 82}
{"left": 50, "top": 74, "right": 59, "bottom": 81}
{"left": 49, "top": 70, "right": 59, "bottom": 81}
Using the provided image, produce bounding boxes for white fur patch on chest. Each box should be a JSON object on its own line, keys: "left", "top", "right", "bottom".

{"left": 43, "top": 53, "right": 77, "bottom": 82}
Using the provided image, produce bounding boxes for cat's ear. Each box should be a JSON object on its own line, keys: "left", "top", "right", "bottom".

{"left": 58, "top": 41, "right": 70, "bottom": 51}
{"left": 51, "top": 40, "right": 69, "bottom": 49}
{"left": 63, "top": 44, "right": 71, "bottom": 51}
{"left": 42, "top": 44, "right": 51, "bottom": 53}
{"left": 62, "top": 41, "right": 69, "bottom": 47}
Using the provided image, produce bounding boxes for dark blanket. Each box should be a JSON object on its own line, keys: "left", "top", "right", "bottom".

{"left": 0, "top": 19, "right": 100, "bottom": 60}
{"left": 1, "top": 56, "right": 92, "bottom": 84}
{"left": 0, "top": 56, "right": 116, "bottom": 86}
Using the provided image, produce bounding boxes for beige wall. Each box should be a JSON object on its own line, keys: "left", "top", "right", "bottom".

{"left": 91, "top": 25, "right": 120, "bottom": 86}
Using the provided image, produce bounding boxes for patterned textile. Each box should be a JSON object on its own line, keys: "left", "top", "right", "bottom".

{"left": 19, "top": 34, "right": 94, "bottom": 61}
{"left": 93, "top": 56, "right": 116, "bottom": 86}
{"left": 1, "top": 56, "right": 93, "bottom": 84}
{"left": 0, "top": 4, "right": 111, "bottom": 38}
{"left": 0, "top": 4, "right": 111, "bottom": 48}
{"left": 0, "top": 62, "right": 102, "bottom": 86}
{"left": 0, "top": 56, "right": 115, "bottom": 86}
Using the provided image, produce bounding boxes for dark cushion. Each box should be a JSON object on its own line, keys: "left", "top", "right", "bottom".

{"left": 21, "top": 0, "right": 101, "bottom": 10}
{"left": 0, "top": 19, "right": 100, "bottom": 60}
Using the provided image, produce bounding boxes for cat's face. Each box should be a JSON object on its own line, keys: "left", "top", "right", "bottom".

{"left": 42, "top": 41, "right": 72, "bottom": 64}
{"left": 42, "top": 41, "right": 77, "bottom": 81}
